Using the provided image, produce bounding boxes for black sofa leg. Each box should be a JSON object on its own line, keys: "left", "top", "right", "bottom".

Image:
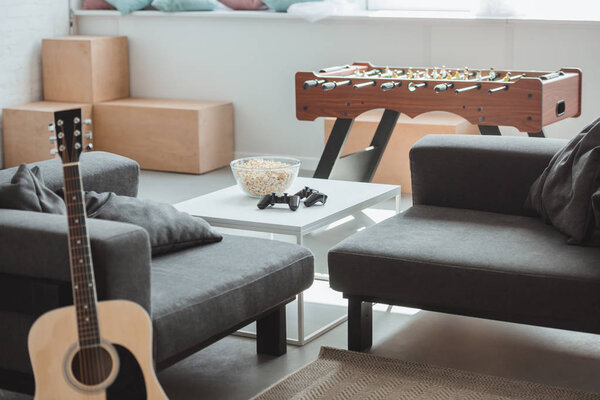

{"left": 257, "top": 305, "right": 287, "bottom": 356}
{"left": 348, "top": 297, "right": 372, "bottom": 351}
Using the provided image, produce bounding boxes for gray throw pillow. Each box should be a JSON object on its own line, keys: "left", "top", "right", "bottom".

{"left": 83, "top": 191, "right": 223, "bottom": 256}
{"left": 525, "top": 117, "right": 600, "bottom": 246}
{"left": 0, "top": 164, "right": 66, "bottom": 214}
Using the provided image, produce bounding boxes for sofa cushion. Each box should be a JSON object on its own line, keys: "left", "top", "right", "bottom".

{"left": 105, "top": 0, "right": 152, "bottom": 14}
{"left": 151, "top": 234, "right": 313, "bottom": 366}
{"left": 151, "top": 0, "right": 218, "bottom": 11}
{"left": 328, "top": 205, "right": 600, "bottom": 333}
{"left": 82, "top": 191, "right": 222, "bottom": 256}
{"left": 262, "top": 0, "right": 320, "bottom": 12}
{"left": 0, "top": 151, "right": 140, "bottom": 197}
{"left": 526, "top": 116, "right": 600, "bottom": 246}
{"left": 0, "top": 165, "right": 65, "bottom": 214}
{"left": 219, "top": 0, "right": 266, "bottom": 10}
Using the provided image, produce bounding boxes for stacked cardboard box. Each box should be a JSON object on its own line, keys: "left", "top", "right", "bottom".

{"left": 3, "top": 36, "right": 233, "bottom": 173}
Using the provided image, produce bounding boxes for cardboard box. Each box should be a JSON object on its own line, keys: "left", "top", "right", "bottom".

{"left": 93, "top": 98, "right": 234, "bottom": 174}
{"left": 325, "top": 110, "right": 479, "bottom": 193}
{"left": 42, "top": 36, "right": 129, "bottom": 103}
{"left": 2, "top": 102, "right": 93, "bottom": 168}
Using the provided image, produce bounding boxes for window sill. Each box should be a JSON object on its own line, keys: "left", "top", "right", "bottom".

{"left": 72, "top": 9, "right": 600, "bottom": 25}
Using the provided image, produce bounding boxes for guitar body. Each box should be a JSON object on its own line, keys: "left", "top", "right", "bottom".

{"left": 28, "top": 300, "right": 167, "bottom": 400}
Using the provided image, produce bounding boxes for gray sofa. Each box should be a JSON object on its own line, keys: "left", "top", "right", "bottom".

{"left": 0, "top": 152, "right": 314, "bottom": 393}
{"left": 329, "top": 134, "right": 600, "bottom": 351}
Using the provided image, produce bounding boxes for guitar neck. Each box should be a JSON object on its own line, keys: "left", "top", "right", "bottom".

{"left": 63, "top": 163, "right": 101, "bottom": 348}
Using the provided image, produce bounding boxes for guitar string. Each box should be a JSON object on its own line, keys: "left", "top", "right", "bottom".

{"left": 63, "top": 162, "right": 86, "bottom": 384}
{"left": 72, "top": 165, "right": 102, "bottom": 385}
{"left": 65, "top": 162, "right": 102, "bottom": 384}
{"left": 60, "top": 133, "right": 88, "bottom": 385}
{"left": 76, "top": 165, "right": 103, "bottom": 386}
{"left": 64, "top": 165, "right": 92, "bottom": 384}
{"left": 70, "top": 164, "right": 101, "bottom": 385}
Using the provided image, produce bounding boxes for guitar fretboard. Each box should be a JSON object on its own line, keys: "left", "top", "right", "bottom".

{"left": 63, "top": 164, "right": 101, "bottom": 348}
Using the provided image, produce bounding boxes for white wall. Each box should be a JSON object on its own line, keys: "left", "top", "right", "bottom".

{"left": 0, "top": 0, "right": 70, "bottom": 168}
{"left": 76, "top": 12, "right": 600, "bottom": 169}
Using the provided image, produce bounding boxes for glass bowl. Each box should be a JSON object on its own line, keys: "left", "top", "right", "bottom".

{"left": 230, "top": 156, "right": 301, "bottom": 198}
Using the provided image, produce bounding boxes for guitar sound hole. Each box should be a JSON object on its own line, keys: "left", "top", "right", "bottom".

{"left": 71, "top": 346, "right": 114, "bottom": 386}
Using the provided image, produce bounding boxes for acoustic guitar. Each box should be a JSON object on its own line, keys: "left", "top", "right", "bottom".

{"left": 28, "top": 109, "right": 168, "bottom": 399}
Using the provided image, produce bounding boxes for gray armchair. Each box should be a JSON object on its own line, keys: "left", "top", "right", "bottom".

{"left": 328, "top": 135, "right": 600, "bottom": 351}
{"left": 0, "top": 152, "right": 314, "bottom": 394}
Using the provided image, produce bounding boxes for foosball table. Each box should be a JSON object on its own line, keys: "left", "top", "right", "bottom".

{"left": 295, "top": 62, "right": 582, "bottom": 182}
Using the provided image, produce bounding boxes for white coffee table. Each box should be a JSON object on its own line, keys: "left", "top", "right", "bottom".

{"left": 175, "top": 177, "right": 401, "bottom": 345}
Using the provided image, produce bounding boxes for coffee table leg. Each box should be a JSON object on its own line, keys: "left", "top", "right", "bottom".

{"left": 296, "top": 234, "right": 305, "bottom": 345}
{"left": 236, "top": 231, "right": 347, "bottom": 346}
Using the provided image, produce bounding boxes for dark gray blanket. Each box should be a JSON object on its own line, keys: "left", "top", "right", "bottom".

{"left": 526, "top": 117, "right": 600, "bottom": 246}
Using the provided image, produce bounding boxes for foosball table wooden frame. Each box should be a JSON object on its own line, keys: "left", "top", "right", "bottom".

{"left": 295, "top": 62, "right": 582, "bottom": 182}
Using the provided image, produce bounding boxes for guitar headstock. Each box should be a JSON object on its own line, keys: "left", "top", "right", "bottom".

{"left": 49, "top": 109, "right": 93, "bottom": 164}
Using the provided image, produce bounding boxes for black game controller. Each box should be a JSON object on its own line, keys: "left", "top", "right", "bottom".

{"left": 294, "top": 186, "right": 328, "bottom": 207}
{"left": 305, "top": 191, "right": 327, "bottom": 207}
{"left": 257, "top": 193, "right": 301, "bottom": 211}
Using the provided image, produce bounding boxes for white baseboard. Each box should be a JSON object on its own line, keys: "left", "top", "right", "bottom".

{"left": 233, "top": 151, "right": 319, "bottom": 174}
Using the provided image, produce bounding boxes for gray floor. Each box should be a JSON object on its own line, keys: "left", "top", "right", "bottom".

{"left": 5, "top": 168, "right": 600, "bottom": 399}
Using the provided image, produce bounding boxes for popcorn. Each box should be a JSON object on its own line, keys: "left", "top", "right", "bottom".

{"left": 232, "top": 158, "right": 298, "bottom": 197}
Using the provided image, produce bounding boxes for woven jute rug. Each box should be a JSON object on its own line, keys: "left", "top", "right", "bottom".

{"left": 251, "top": 347, "right": 600, "bottom": 400}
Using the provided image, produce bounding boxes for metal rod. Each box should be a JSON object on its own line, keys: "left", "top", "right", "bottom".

{"left": 380, "top": 81, "right": 402, "bottom": 91}
{"left": 540, "top": 71, "right": 564, "bottom": 80}
{"left": 322, "top": 80, "right": 352, "bottom": 91}
{"left": 434, "top": 83, "right": 454, "bottom": 93}
{"left": 364, "top": 69, "right": 381, "bottom": 76}
{"left": 488, "top": 85, "right": 509, "bottom": 94}
{"left": 408, "top": 81, "right": 427, "bottom": 92}
{"left": 353, "top": 81, "right": 376, "bottom": 89}
{"left": 481, "top": 71, "right": 498, "bottom": 81}
{"left": 319, "top": 65, "right": 351, "bottom": 73}
{"left": 509, "top": 73, "right": 526, "bottom": 81}
{"left": 303, "top": 79, "right": 326, "bottom": 89}
{"left": 455, "top": 83, "right": 481, "bottom": 94}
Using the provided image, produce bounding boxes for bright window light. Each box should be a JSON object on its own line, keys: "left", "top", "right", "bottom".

{"left": 368, "top": 0, "right": 475, "bottom": 12}
{"left": 367, "top": 0, "right": 600, "bottom": 21}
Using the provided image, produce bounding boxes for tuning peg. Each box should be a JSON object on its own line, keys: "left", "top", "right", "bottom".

{"left": 84, "top": 118, "right": 92, "bottom": 126}
{"left": 48, "top": 124, "right": 55, "bottom": 132}
{"left": 49, "top": 136, "right": 57, "bottom": 143}
{"left": 73, "top": 117, "right": 80, "bottom": 124}
{"left": 85, "top": 131, "right": 93, "bottom": 140}
{"left": 86, "top": 143, "right": 94, "bottom": 151}
{"left": 50, "top": 149, "right": 59, "bottom": 156}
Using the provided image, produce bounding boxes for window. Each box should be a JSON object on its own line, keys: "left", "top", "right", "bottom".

{"left": 368, "top": 0, "right": 475, "bottom": 12}
{"left": 366, "top": 0, "right": 600, "bottom": 20}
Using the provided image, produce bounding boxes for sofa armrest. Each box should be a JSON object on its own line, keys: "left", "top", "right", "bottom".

{"left": 0, "top": 151, "right": 140, "bottom": 197}
{"left": 0, "top": 209, "right": 151, "bottom": 313}
{"left": 409, "top": 135, "right": 567, "bottom": 216}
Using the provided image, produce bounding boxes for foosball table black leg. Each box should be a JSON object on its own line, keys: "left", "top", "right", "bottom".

{"left": 362, "top": 109, "right": 400, "bottom": 182}
{"left": 527, "top": 130, "right": 546, "bottom": 138}
{"left": 313, "top": 118, "right": 354, "bottom": 179}
{"left": 478, "top": 125, "right": 502, "bottom": 135}
{"left": 314, "top": 110, "right": 400, "bottom": 182}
